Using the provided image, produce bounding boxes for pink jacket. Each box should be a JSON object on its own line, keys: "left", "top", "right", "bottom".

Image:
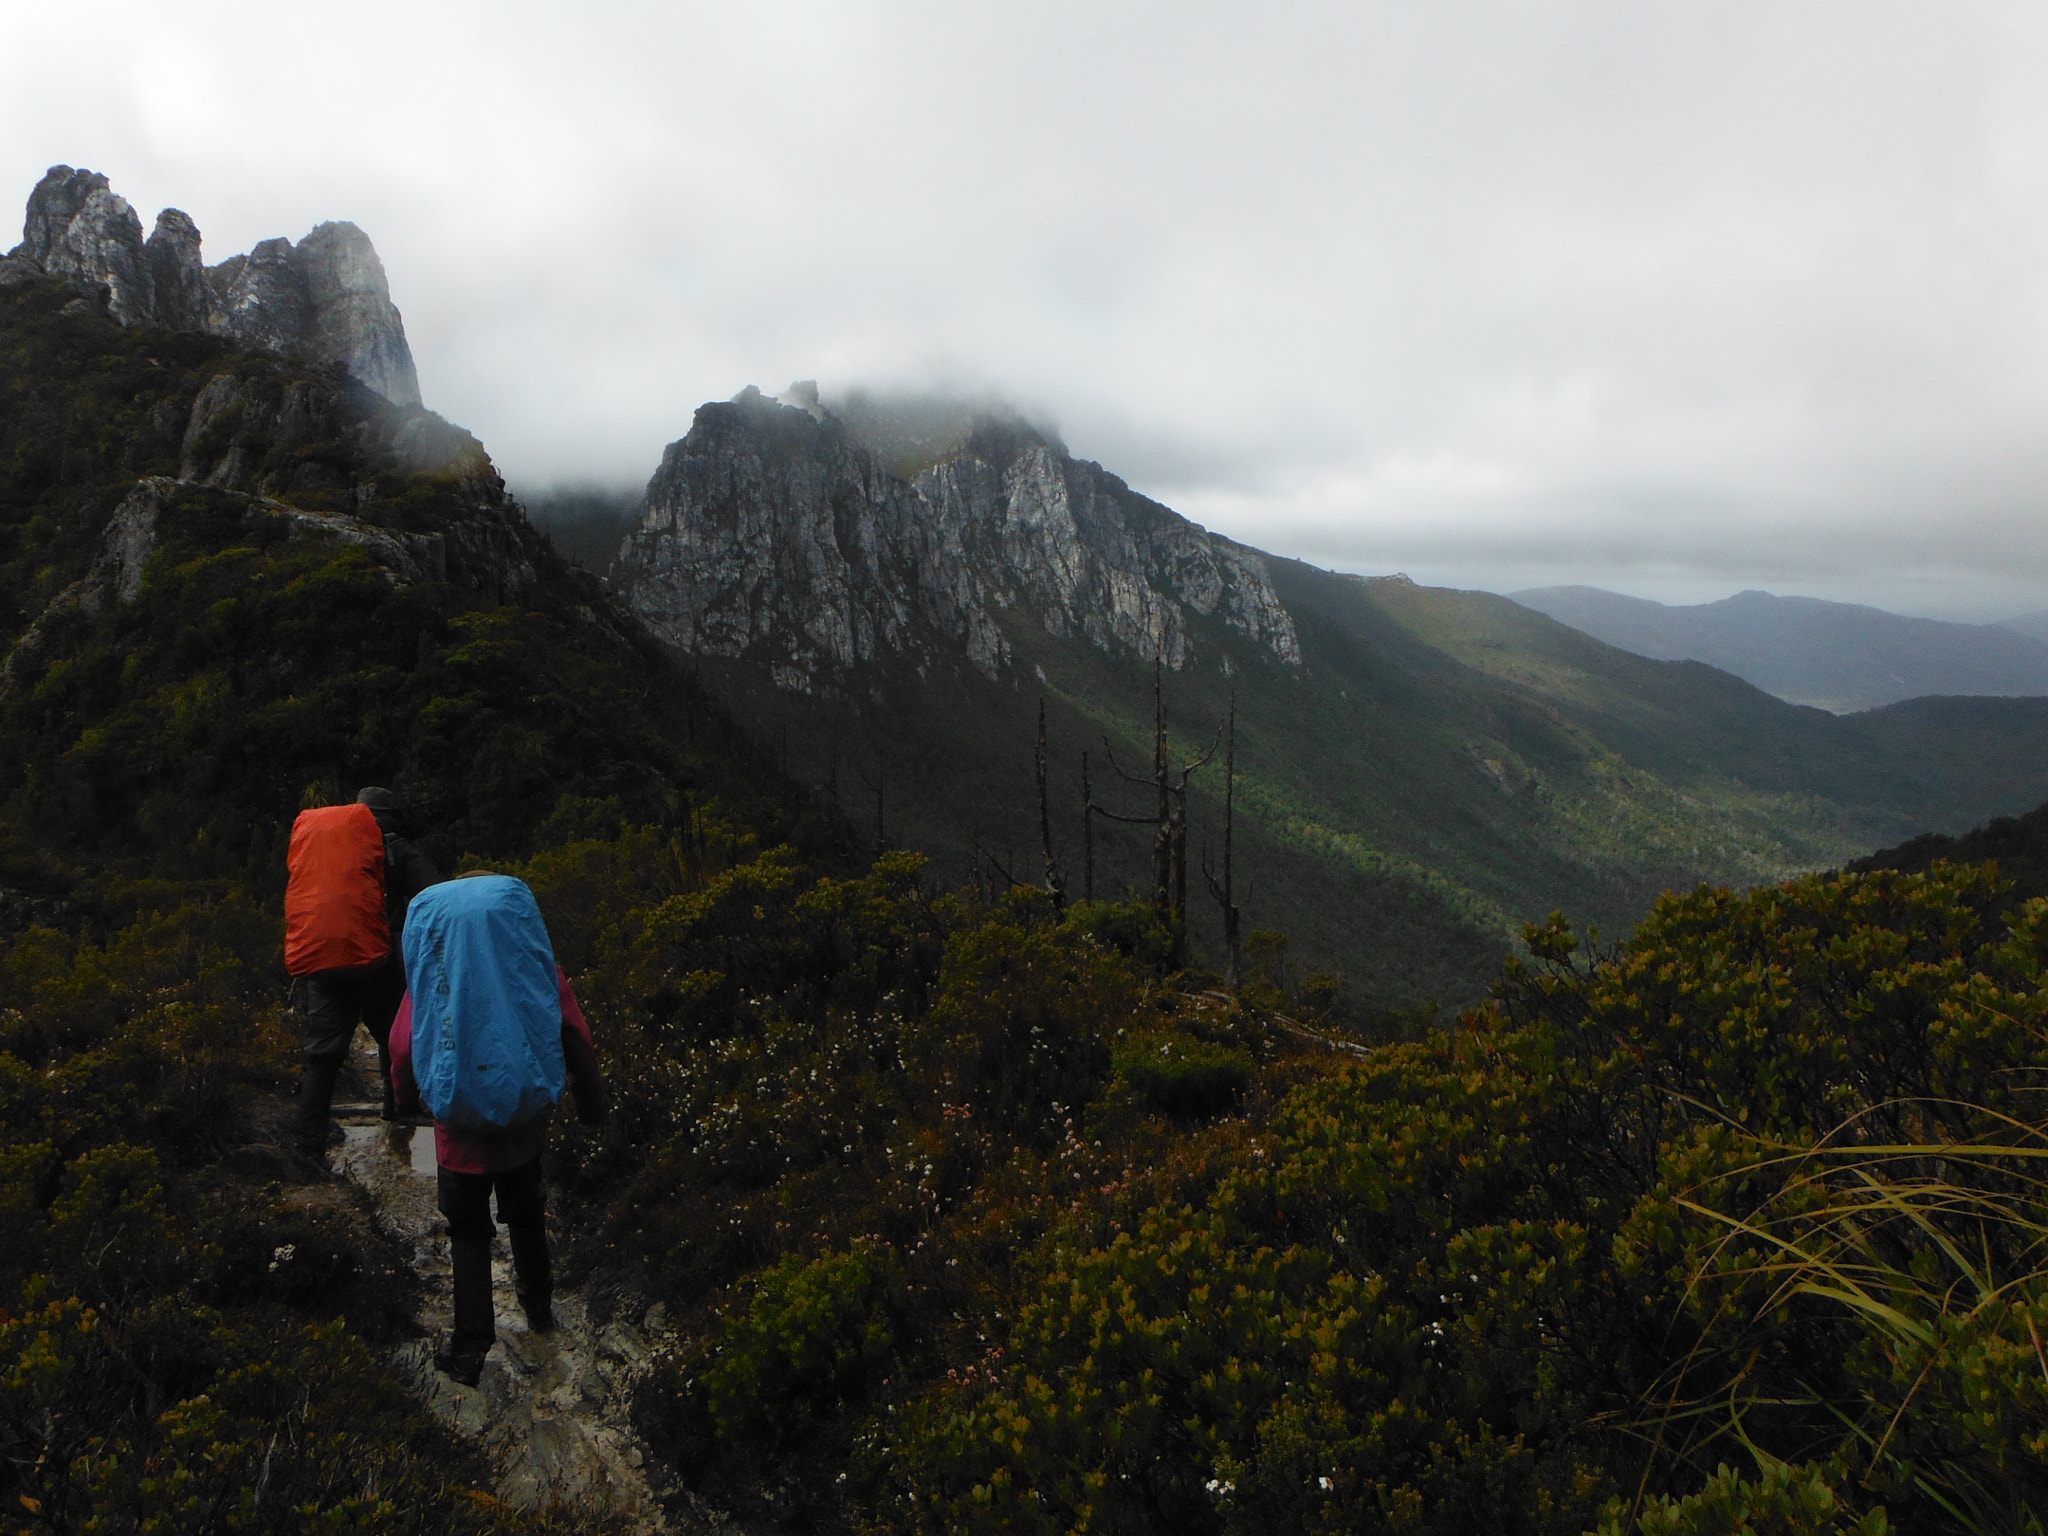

{"left": 390, "top": 968, "right": 609, "bottom": 1174}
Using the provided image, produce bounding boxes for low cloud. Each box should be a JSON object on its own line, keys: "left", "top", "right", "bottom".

{"left": 8, "top": 2, "right": 2048, "bottom": 619}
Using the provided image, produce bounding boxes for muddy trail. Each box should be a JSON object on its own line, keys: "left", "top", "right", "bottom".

{"left": 322, "top": 1034, "right": 682, "bottom": 1531}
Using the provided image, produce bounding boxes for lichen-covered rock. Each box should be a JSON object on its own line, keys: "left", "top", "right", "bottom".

{"left": 3, "top": 164, "right": 422, "bottom": 406}
{"left": 16, "top": 165, "right": 102, "bottom": 264}
{"left": 614, "top": 387, "right": 1301, "bottom": 691}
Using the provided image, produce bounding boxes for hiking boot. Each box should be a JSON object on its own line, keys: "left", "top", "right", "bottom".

{"left": 290, "top": 1124, "right": 338, "bottom": 1172}
{"left": 519, "top": 1290, "right": 555, "bottom": 1334}
{"left": 432, "top": 1343, "right": 487, "bottom": 1387}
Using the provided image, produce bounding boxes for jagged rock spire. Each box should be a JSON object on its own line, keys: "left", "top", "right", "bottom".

{"left": 16, "top": 166, "right": 155, "bottom": 324}
{"left": 2, "top": 164, "right": 422, "bottom": 408}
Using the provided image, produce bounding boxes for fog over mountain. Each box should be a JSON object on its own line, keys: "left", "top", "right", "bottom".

{"left": 13, "top": 4, "right": 2048, "bottom": 618}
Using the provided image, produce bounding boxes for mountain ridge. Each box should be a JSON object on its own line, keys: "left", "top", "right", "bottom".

{"left": 1513, "top": 582, "right": 2048, "bottom": 712}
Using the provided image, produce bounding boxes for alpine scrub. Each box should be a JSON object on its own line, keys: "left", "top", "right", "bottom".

{"left": 548, "top": 854, "right": 2048, "bottom": 1535}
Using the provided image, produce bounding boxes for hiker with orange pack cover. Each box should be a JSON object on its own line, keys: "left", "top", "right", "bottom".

{"left": 284, "top": 786, "right": 441, "bottom": 1159}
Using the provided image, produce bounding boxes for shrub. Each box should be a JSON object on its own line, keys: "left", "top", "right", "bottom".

{"left": 1114, "top": 1031, "right": 1252, "bottom": 1118}
{"left": 1599, "top": 1462, "right": 1892, "bottom": 1536}
{"left": 701, "top": 1243, "right": 907, "bottom": 1446}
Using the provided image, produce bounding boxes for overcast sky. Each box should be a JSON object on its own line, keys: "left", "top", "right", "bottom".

{"left": 8, "top": 2, "right": 2048, "bottom": 619}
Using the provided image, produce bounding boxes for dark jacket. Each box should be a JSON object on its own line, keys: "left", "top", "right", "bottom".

{"left": 389, "top": 968, "right": 609, "bottom": 1174}
{"left": 381, "top": 833, "right": 441, "bottom": 957}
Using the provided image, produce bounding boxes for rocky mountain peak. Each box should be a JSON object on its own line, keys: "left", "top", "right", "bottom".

{"left": 3, "top": 164, "right": 421, "bottom": 407}
{"left": 15, "top": 166, "right": 155, "bottom": 324}
{"left": 614, "top": 386, "right": 1301, "bottom": 692}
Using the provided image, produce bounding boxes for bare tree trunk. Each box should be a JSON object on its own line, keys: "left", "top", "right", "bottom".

{"left": 1081, "top": 749, "right": 1095, "bottom": 903}
{"left": 1101, "top": 660, "right": 1215, "bottom": 955}
{"left": 874, "top": 753, "right": 887, "bottom": 852}
{"left": 1170, "top": 788, "right": 1188, "bottom": 924}
{"left": 1036, "top": 697, "right": 1066, "bottom": 911}
{"left": 1215, "top": 695, "right": 1241, "bottom": 985}
{"left": 1151, "top": 657, "right": 1172, "bottom": 916}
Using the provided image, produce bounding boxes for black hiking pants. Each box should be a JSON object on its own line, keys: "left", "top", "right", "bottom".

{"left": 438, "top": 1155, "right": 551, "bottom": 1355}
{"left": 292, "top": 959, "right": 406, "bottom": 1152}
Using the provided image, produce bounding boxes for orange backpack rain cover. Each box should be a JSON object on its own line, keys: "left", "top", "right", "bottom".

{"left": 284, "top": 803, "right": 390, "bottom": 977}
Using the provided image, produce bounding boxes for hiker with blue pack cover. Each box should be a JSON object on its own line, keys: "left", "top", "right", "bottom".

{"left": 388, "top": 871, "right": 608, "bottom": 1388}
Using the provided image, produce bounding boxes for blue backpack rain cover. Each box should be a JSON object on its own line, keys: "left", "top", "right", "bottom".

{"left": 404, "top": 875, "right": 566, "bottom": 1132}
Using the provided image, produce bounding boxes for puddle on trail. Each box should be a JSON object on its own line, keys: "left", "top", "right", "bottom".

{"left": 408, "top": 1125, "right": 437, "bottom": 1176}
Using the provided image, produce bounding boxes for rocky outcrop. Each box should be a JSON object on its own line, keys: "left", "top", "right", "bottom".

{"left": 614, "top": 388, "right": 1300, "bottom": 690}
{"left": 2, "top": 165, "right": 422, "bottom": 406}
{"left": 2, "top": 334, "right": 541, "bottom": 697}
{"left": 14, "top": 164, "right": 156, "bottom": 323}
{"left": 291, "top": 221, "right": 420, "bottom": 407}
{"left": 0, "top": 475, "right": 477, "bottom": 692}
{"left": 145, "top": 207, "right": 211, "bottom": 331}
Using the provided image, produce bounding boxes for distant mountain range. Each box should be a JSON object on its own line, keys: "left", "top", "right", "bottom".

{"left": 1513, "top": 585, "right": 2048, "bottom": 713}
{"left": 599, "top": 389, "right": 2048, "bottom": 1006}
{"left": 1999, "top": 608, "right": 2048, "bottom": 646}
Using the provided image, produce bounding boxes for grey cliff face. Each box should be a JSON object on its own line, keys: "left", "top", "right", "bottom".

{"left": 145, "top": 208, "right": 212, "bottom": 332}
{"left": 3, "top": 165, "right": 423, "bottom": 407}
{"left": 206, "top": 238, "right": 307, "bottom": 355}
{"left": 614, "top": 387, "right": 1300, "bottom": 691}
{"left": 292, "top": 221, "right": 421, "bottom": 408}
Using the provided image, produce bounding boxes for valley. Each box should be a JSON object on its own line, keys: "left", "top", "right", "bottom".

{"left": 600, "top": 387, "right": 2048, "bottom": 1007}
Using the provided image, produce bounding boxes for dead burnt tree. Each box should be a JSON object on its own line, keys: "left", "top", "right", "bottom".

{"left": 1167, "top": 724, "right": 1220, "bottom": 926}
{"left": 855, "top": 749, "right": 889, "bottom": 854}
{"left": 1080, "top": 750, "right": 1097, "bottom": 902}
{"left": 1202, "top": 693, "right": 1243, "bottom": 987}
{"left": 1035, "top": 697, "right": 1067, "bottom": 912}
{"left": 1102, "top": 658, "right": 1174, "bottom": 913}
{"left": 967, "top": 834, "right": 1039, "bottom": 907}
{"left": 1102, "top": 658, "right": 1219, "bottom": 958}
